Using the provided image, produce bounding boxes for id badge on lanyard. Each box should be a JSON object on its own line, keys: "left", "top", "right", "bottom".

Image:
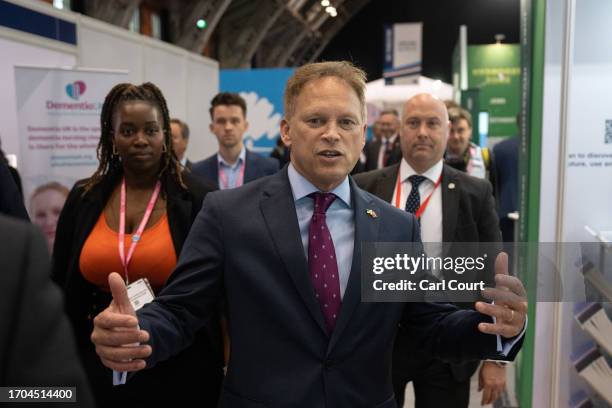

{"left": 113, "top": 177, "right": 161, "bottom": 385}
{"left": 218, "top": 160, "right": 246, "bottom": 189}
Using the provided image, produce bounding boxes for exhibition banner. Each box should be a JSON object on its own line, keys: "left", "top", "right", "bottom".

{"left": 468, "top": 44, "right": 521, "bottom": 138}
{"left": 14, "top": 66, "right": 127, "bottom": 247}
{"left": 383, "top": 22, "right": 422, "bottom": 85}
{"left": 220, "top": 68, "right": 294, "bottom": 155}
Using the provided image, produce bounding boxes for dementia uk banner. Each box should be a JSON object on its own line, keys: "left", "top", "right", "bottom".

{"left": 14, "top": 66, "right": 127, "bottom": 208}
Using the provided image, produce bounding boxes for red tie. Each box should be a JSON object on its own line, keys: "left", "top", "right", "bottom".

{"left": 308, "top": 192, "right": 341, "bottom": 333}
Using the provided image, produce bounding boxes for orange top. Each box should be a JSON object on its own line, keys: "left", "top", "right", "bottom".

{"left": 79, "top": 211, "right": 177, "bottom": 292}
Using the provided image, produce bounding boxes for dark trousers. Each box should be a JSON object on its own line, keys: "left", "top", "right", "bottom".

{"left": 393, "top": 332, "right": 472, "bottom": 408}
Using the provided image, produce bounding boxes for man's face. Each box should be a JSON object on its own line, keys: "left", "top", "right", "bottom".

{"left": 280, "top": 76, "right": 366, "bottom": 191}
{"left": 399, "top": 94, "right": 450, "bottom": 172}
{"left": 209, "top": 104, "right": 248, "bottom": 150}
{"left": 447, "top": 118, "right": 472, "bottom": 156}
{"left": 378, "top": 113, "right": 399, "bottom": 139}
{"left": 170, "top": 122, "right": 188, "bottom": 161}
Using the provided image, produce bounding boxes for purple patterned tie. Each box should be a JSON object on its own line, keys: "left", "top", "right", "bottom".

{"left": 308, "top": 192, "right": 341, "bottom": 333}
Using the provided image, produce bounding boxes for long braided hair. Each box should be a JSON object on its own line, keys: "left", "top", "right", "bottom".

{"left": 82, "top": 82, "right": 185, "bottom": 194}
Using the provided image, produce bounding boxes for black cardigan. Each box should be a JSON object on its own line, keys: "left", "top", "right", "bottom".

{"left": 52, "top": 170, "right": 223, "bottom": 407}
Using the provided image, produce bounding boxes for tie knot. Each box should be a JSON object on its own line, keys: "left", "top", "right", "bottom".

{"left": 408, "top": 175, "right": 427, "bottom": 188}
{"left": 310, "top": 192, "right": 336, "bottom": 214}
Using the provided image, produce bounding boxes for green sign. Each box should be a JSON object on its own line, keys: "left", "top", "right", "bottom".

{"left": 468, "top": 44, "right": 521, "bottom": 138}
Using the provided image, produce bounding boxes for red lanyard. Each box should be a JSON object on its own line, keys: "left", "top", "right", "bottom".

{"left": 394, "top": 171, "right": 442, "bottom": 219}
{"left": 118, "top": 177, "right": 161, "bottom": 284}
{"left": 218, "top": 160, "right": 246, "bottom": 189}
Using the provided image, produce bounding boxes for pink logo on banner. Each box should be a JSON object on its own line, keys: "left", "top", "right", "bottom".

{"left": 66, "top": 81, "right": 86, "bottom": 100}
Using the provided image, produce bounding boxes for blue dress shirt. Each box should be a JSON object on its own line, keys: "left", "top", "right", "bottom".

{"left": 217, "top": 146, "right": 246, "bottom": 190}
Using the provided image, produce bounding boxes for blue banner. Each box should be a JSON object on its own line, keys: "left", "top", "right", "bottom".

{"left": 221, "top": 68, "right": 294, "bottom": 155}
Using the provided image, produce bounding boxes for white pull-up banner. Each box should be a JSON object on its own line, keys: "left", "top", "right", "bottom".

{"left": 14, "top": 66, "right": 127, "bottom": 209}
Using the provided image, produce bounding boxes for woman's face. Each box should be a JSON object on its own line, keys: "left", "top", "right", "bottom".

{"left": 112, "top": 101, "right": 165, "bottom": 174}
{"left": 30, "top": 189, "right": 67, "bottom": 250}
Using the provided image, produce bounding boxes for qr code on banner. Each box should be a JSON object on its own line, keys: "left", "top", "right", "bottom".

{"left": 606, "top": 120, "right": 612, "bottom": 144}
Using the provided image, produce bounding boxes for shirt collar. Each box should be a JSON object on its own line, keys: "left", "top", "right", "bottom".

{"left": 287, "top": 163, "right": 351, "bottom": 207}
{"left": 217, "top": 145, "right": 246, "bottom": 168}
{"left": 382, "top": 134, "right": 398, "bottom": 145}
{"left": 180, "top": 156, "right": 188, "bottom": 167}
{"left": 399, "top": 158, "right": 443, "bottom": 184}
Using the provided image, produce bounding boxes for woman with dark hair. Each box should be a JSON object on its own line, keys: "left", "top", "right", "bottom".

{"left": 52, "top": 83, "right": 223, "bottom": 406}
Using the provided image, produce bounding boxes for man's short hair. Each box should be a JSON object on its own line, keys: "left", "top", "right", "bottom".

{"left": 448, "top": 107, "right": 473, "bottom": 128}
{"left": 284, "top": 61, "right": 367, "bottom": 120}
{"left": 170, "top": 118, "right": 190, "bottom": 140}
{"left": 379, "top": 109, "right": 399, "bottom": 118}
{"left": 209, "top": 92, "right": 247, "bottom": 119}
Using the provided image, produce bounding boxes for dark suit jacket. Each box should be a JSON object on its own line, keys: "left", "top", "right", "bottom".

{"left": 0, "top": 160, "right": 28, "bottom": 220}
{"left": 52, "top": 171, "right": 222, "bottom": 406}
{"left": 363, "top": 136, "right": 402, "bottom": 172}
{"left": 137, "top": 167, "right": 517, "bottom": 407}
{"left": 354, "top": 163, "right": 501, "bottom": 246}
{"left": 354, "top": 163, "right": 503, "bottom": 382}
{"left": 184, "top": 159, "right": 194, "bottom": 171}
{"left": 492, "top": 137, "right": 519, "bottom": 242}
{"left": 191, "top": 149, "right": 279, "bottom": 189}
{"left": 0, "top": 215, "right": 93, "bottom": 407}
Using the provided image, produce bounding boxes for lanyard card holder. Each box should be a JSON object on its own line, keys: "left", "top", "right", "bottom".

{"left": 126, "top": 278, "right": 155, "bottom": 311}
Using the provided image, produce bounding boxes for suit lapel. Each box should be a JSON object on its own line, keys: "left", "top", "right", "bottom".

{"left": 207, "top": 158, "right": 220, "bottom": 189}
{"left": 328, "top": 181, "right": 380, "bottom": 351}
{"left": 375, "top": 163, "right": 399, "bottom": 204}
{"left": 259, "top": 169, "right": 328, "bottom": 335}
{"left": 441, "top": 165, "right": 459, "bottom": 254}
{"left": 243, "top": 150, "right": 257, "bottom": 183}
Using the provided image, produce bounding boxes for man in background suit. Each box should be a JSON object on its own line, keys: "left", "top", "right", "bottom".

{"left": 355, "top": 93, "right": 507, "bottom": 407}
{"left": 191, "top": 92, "right": 279, "bottom": 189}
{"left": 91, "top": 62, "right": 527, "bottom": 407}
{"left": 0, "top": 215, "right": 93, "bottom": 407}
{"left": 492, "top": 136, "right": 519, "bottom": 243}
{"left": 362, "top": 109, "right": 403, "bottom": 171}
{"left": 170, "top": 118, "right": 193, "bottom": 171}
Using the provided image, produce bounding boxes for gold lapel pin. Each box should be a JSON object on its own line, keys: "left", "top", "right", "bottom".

{"left": 366, "top": 209, "right": 378, "bottom": 218}
{"left": 448, "top": 183, "right": 456, "bottom": 190}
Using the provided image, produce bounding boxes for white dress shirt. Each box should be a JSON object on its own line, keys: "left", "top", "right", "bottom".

{"left": 391, "top": 158, "right": 444, "bottom": 244}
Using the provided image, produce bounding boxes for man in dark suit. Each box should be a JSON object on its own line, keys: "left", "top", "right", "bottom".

{"left": 170, "top": 118, "right": 194, "bottom": 171}
{"left": 362, "top": 109, "right": 403, "bottom": 172}
{"left": 355, "top": 93, "right": 507, "bottom": 407}
{"left": 0, "top": 215, "right": 93, "bottom": 407}
{"left": 91, "top": 62, "right": 527, "bottom": 407}
{"left": 191, "top": 92, "right": 279, "bottom": 189}
{"left": 492, "top": 136, "right": 519, "bottom": 243}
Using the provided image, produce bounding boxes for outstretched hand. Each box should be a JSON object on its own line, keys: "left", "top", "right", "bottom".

{"left": 475, "top": 252, "right": 528, "bottom": 339}
{"left": 91, "top": 272, "right": 151, "bottom": 372}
